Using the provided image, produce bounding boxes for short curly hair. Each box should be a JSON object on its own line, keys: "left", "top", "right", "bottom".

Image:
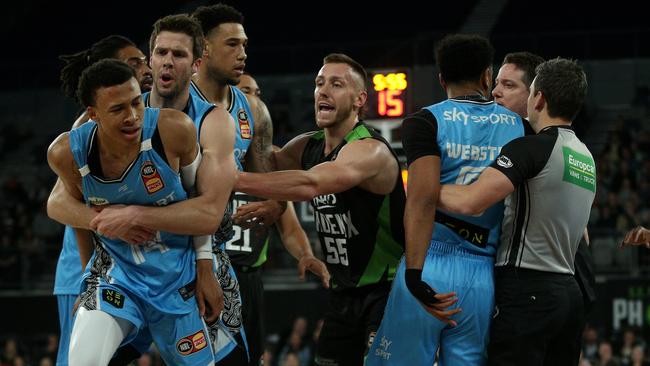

{"left": 435, "top": 34, "right": 494, "bottom": 84}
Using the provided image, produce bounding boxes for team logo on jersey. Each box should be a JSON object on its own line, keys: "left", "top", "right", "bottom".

{"left": 88, "top": 197, "right": 110, "bottom": 206}
{"left": 140, "top": 161, "right": 165, "bottom": 194}
{"left": 101, "top": 289, "right": 124, "bottom": 309}
{"left": 496, "top": 155, "right": 513, "bottom": 168}
{"left": 237, "top": 109, "right": 251, "bottom": 140}
{"left": 176, "top": 330, "right": 207, "bottom": 355}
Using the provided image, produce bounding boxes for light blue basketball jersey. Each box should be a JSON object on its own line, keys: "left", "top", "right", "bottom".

{"left": 425, "top": 98, "right": 523, "bottom": 256}
{"left": 54, "top": 226, "right": 82, "bottom": 295}
{"left": 190, "top": 81, "right": 253, "bottom": 171}
{"left": 143, "top": 92, "right": 215, "bottom": 134}
{"left": 68, "top": 108, "right": 197, "bottom": 314}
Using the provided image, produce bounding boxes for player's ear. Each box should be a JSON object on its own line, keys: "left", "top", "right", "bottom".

{"left": 355, "top": 90, "right": 367, "bottom": 111}
{"left": 481, "top": 67, "right": 493, "bottom": 93}
{"left": 533, "top": 90, "right": 545, "bottom": 112}
{"left": 87, "top": 106, "right": 98, "bottom": 122}
{"left": 202, "top": 38, "right": 210, "bottom": 58}
{"left": 192, "top": 58, "right": 201, "bottom": 75}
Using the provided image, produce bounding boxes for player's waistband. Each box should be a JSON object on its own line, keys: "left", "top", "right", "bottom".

{"left": 428, "top": 240, "right": 495, "bottom": 262}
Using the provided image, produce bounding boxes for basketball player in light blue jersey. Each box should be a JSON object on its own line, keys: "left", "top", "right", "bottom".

{"left": 190, "top": 4, "right": 285, "bottom": 227}
{"left": 367, "top": 34, "right": 524, "bottom": 365}
{"left": 53, "top": 35, "right": 152, "bottom": 366}
{"left": 110, "top": 14, "right": 249, "bottom": 364}
{"left": 47, "top": 60, "right": 229, "bottom": 365}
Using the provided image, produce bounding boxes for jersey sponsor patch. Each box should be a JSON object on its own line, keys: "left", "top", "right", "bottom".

{"left": 176, "top": 330, "right": 207, "bottom": 355}
{"left": 140, "top": 161, "right": 165, "bottom": 194}
{"left": 496, "top": 155, "right": 513, "bottom": 168}
{"left": 237, "top": 109, "right": 251, "bottom": 140}
{"left": 88, "top": 196, "right": 110, "bottom": 206}
{"left": 435, "top": 211, "right": 489, "bottom": 248}
{"left": 562, "top": 147, "right": 596, "bottom": 192}
{"left": 101, "top": 289, "right": 125, "bottom": 309}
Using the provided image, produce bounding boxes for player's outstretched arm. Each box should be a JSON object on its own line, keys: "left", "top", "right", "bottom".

{"left": 236, "top": 138, "right": 390, "bottom": 202}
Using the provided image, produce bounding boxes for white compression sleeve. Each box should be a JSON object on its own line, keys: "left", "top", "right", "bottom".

{"left": 68, "top": 307, "right": 134, "bottom": 366}
{"left": 194, "top": 234, "right": 214, "bottom": 260}
{"left": 181, "top": 145, "right": 202, "bottom": 192}
{"left": 181, "top": 146, "right": 212, "bottom": 260}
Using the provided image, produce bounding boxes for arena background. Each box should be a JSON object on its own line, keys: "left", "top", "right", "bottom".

{"left": 1, "top": 0, "right": 649, "bottom": 365}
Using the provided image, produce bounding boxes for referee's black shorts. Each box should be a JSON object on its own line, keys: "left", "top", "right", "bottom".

{"left": 488, "top": 266, "right": 585, "bottom": 366}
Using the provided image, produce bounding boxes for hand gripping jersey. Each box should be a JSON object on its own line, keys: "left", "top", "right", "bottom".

{"left": 301, "top": 122, "right": 406, "bottom": 291}
{"left": 68, "top": 108, "right": 197, "bottom": 314}
{"left": 225, "top": 193, "right": 271, "bottom": 267}
{"left": 425, "top": 97, "right": 524, "bottom": 256}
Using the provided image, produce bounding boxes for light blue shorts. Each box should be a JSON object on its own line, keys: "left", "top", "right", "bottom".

{"left": 366, "top": 241, "right": 495, "bottom": 366}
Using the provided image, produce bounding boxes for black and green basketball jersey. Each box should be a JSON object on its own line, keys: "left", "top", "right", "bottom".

{"left": 225, "top": 192, "right": 272, "bottom": 268}
{"left": 301, "top": 122, "right": 406, "bottom": 291}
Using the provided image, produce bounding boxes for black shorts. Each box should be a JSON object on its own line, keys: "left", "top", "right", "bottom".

{"left": 488, "top": 267, "right": 585, "bottom": 366}
{"left": 233, "top": 265, "right": 265, "bottom": 366}
{"left": 315, "top": 282, "right": 391, "bottom": 366}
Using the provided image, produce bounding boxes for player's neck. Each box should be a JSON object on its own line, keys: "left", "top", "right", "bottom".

{"left": 96, "top": 130, "right": 140, "bottom": 161}
{"left": 192, "top": 72, "right": 231, "bottom": 107}
{"left": 445, "top": 83, "right": 488, "bottom": 99}
{"left": 324, "top": 115, "right": 358, "bottom": 155}
{"left": 150, "top": 88, "right": 190, "bottom": 111}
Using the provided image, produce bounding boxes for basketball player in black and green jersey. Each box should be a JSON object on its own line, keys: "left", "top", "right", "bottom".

{"left": 236, "top": 53, "right": 406, "bottom": 366}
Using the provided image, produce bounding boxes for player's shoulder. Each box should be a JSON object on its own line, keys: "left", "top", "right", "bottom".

{"left": 47, "top": 132, "right": 73, "bottom": 167}
{"left": 157, "top": 108, "right": 197, "bottom": 145}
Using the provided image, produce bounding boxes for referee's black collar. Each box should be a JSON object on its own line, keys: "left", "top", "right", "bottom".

{"left": 539, "top": 124, "right": 573, "bottom": 133}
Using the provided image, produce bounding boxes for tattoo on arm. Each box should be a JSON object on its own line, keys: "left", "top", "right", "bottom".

{"left": 248, "top": 100, "right": 275, "bottom": 173}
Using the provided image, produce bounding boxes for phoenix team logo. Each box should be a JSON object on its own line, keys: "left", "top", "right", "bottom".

{"left": 140, "top": 161, "right": 165, "bottom": 194}
{"left": 238, "top": 109, "right": 251, "bottom": 140}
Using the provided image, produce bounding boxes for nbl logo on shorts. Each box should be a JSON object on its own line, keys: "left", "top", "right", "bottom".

{"left": 176, "top": 330, "right": 207, "bottom": 355}
{"left": 237, "top": 108, "right": 251, "bottom": 140}
{"left": 140, "top": 161, "right": 165, "bottom": 194}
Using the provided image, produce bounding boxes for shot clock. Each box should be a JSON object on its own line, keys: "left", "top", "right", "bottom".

{"left": 365, "top": 69, "right": 410, "bottom": 120}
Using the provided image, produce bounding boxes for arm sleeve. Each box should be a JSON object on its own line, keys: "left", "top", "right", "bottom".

{"left": 401, "top": 109, "right": 439, "bottom": 166}
{"left": 489, "top": 134, "right": 554, "bottom": 186}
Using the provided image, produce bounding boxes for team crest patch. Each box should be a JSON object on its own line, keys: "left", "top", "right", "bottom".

{"left": 141, "top": 161, "right": 165, "bottom": 194}
{"left": 101, "top": 289, "right": 124, "bottom": 309}
{"left": 176, "top": 330, "right": 207, "bottom": 355}
{"left": 237, "top": 108, "right": 251, "bottom": 140}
